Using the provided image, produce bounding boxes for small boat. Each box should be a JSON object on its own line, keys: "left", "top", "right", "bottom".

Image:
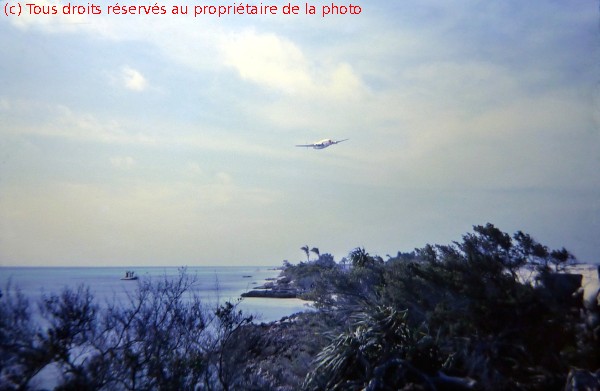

{"left": 121, "top": 271, "right": 138, "bottom": 281}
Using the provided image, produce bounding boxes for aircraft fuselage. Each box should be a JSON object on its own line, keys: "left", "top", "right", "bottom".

{"left": 296, "top": 138, "right": 348, "bottom": 149}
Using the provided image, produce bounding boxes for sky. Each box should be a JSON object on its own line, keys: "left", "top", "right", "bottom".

{"left": 0, "top": 1, "right": 599, "bottom": 267}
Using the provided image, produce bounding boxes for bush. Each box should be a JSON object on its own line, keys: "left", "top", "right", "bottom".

{"left": 304, "top": 305, "right": 444, "bottom": 390}
{"left": 0, "top": 269, "right": 253, "bottom": 390}
{"left": 303, "top": 224, "right": 596, "bottom": 391}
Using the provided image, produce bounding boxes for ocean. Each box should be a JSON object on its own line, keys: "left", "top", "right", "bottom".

{"left": 0, "top": 266, "right": 311, "bottom": 323}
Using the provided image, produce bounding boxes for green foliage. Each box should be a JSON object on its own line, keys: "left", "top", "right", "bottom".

{"left": 227, "top": 311, "right": 339, "bottom": 390}
{"left": 300, "top": 245, "right": 310, "bottom": 262}
{"left": 0, "top": 269, "right": 253, "bottom": 390}
{"left": 310, "top": 247, "right": 320, "bottom": 258}
{"left": 0, "top": 284, "right": 50, "bottom": 390}
{"left": 213, "top": 299, "right": 254, "bottom": 390}
{"left": 282, "top": 256, "right": 338, "bottom": 294}
{"left": 98, "top": 270, "right": 211, "bottom": 390}
{"left": 305, "top": 305, "right": 442, "bottom": 390}
{"left": 349, "top": 247, "right": 383, "bottom": 269}
{"left": 303, "top": 223, "right": 595, "bottom": 391}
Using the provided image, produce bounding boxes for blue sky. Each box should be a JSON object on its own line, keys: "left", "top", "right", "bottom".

{"left": 1, "top": 1, "right": 599, "bottom": 266}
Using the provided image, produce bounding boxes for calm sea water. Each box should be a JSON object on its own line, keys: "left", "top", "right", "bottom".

{"left": 0, "top": 266, "right": 311, "bottom": 323}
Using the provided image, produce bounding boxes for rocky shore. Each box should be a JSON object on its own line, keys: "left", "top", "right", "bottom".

{"left": 241, "top": 276, "right": 300, "bottom": 299}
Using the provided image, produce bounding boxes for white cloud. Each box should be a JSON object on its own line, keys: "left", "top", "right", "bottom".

{"left": 220, "top": 30, "right": 311, "bottom": 94}
{"left": 2, "top": 99, "right": 160, "bottom": 145}
{"left": 0, "top": 97, "right": 10, "bottom": 111}
{"left": 110, "top": 156, "right": 135, "bottom": 169}
{"left": 0, "top": 99, "right": 297, "bottom": 165}
{"left": 121, "top": 66, "right": 148, "bottom": 91}
{"left": 210, "top": 172, "right": 234, "bottom": 205}
{"left": 186, "top": 162, "right": 205, "bottom": 177}
{"left": 219, "top": 29, "right": 367, "bottom": 99}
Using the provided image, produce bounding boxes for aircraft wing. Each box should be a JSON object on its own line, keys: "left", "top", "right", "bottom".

{"left": 295, "top": 138, "right": 348, "bottom": 148}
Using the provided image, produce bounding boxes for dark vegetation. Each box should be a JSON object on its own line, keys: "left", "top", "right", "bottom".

{"left": 2, "top": 224, "right": 599, "bottom": 390}
{"left": 0, "top": 270, "right": 254, "bottom": 390}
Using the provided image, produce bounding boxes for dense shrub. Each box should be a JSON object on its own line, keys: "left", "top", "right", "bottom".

{"left": 303, "top": 224, "right": 597, "bottom": 391}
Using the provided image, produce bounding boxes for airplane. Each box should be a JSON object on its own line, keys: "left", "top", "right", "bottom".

{"left": 295, "top": 138, "right": 349, "bottom": 150}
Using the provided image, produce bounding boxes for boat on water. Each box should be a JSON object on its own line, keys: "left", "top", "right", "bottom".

{"left": 121, "top": 271, "right": 138, "bottom": 281}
